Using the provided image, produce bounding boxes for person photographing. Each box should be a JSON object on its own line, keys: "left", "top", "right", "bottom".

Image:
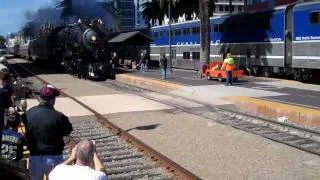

{"left": 49, "top": 140, "right": 107, "bottom": 180}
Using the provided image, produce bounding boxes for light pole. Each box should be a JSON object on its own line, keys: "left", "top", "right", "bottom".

{"left": 168, "top": 0, "right": 172, "bottom": 73}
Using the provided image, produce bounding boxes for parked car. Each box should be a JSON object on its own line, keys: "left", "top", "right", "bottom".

{"left": 202, "top": 61, "right": 244, "bottom": 82}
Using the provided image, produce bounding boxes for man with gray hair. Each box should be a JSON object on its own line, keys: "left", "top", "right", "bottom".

{"left": 49, "top": 140, "right": 107, "bottom": 180}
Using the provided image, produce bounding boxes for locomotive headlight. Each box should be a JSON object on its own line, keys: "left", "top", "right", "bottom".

{"left": 91, "top": 35, "right": 97, "bottom": 41}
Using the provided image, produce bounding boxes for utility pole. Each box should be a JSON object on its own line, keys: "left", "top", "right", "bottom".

{"left": 168, "top": 0, "right": 172, "bottom": 72}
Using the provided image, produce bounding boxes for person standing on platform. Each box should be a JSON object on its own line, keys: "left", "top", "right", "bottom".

{"left": 140, "top": 52, "right": 146, "bottom": 72}
{"left": 1, "top": 111, "right": 26, "bottom": 161}
{"left": 111, "top": 52, "right": 119, "bottom": 71}
{"left": 160, "top": 54, "right": 168, "bottom": 80}
{"left": 25, "top": 84, "right": 73, "bottom": 180}
{"left": 0, "top": 65, "right": 12, "bottom": 132}
{"left": 222, "top": 53, "right": 235, "bottom": 86}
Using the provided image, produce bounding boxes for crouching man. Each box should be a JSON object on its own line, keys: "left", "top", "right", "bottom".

{"left": 49, "top": 140, "right": 107, "bottom": 180}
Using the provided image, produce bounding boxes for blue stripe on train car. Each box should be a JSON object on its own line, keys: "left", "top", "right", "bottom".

{"left": 293, "top": 1, "right": 320, "bottom": 42}
{"left": 151, "top": 8, "right": 285, "bottom": 47}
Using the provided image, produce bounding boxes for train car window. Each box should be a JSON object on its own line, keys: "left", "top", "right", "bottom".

{"left": 246, "top": 49, "right": 251, "bottom": 58}
{"left": 310, "top": 12, "right": 320, "bottom": 24}
{"left": 225, "top": 6, "right": 229, "bottom": 12}
{"left": 170, "top": 29, "right": 174, "bottom": 37}
{"left": 214, "top": 24, "right": 224, "bottom": 33}
{"left": 219, "top": 6, "right": 223, "bottom": 12}
{"left": 175, "top": 29, "right": 181, "bottom": 36}
{"left": 183, "top": 28, "right": 191, "bottom": 35}
{"left": 159, "top": 31, "right": 163, "bottom": 37}
{"left": 230, "top": 5, "right": 234, "bottom": 12}
{"left": 192, "top": 27, "right": 200, "bottom": 34}
{"left": 183, "top": 52, "right": 191, "bottom": 59}
{"left": 254, "top": 12, "right": 271, "bottom": 29}
{"left": 255, "top": 45, "right": 260, "bottom": 59}
{"left": 220, "top": 48, "right": 225, "bottom": 59}
{"left": 214, "top": 25, "right": 219, "bottom": 32}
{"left": 192, "top": 52, "right": 200, "bottom": 60}
{"left": 154, "top": 32, "right": 159, "bottom": 39}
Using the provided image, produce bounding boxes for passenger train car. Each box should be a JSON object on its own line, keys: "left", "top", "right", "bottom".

{"left": 150, "top": 1, "right": 320, "bottom": 81}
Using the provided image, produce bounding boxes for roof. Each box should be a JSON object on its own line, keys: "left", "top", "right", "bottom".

{"left": 108, "top": 31, "right": 152, "bottom": 43}
{"left": 294, "top": 1, "right": 320, "bottom": 11}
{"left": 152, "top": 16, "right": 223, "bottom": 29}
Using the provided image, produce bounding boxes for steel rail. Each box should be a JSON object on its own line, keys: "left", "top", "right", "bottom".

{"left": 104, "top": 80, "right": 320, "bottom": 156}
{"left": 12, "top": 60, "right": 201, "bottom": 180}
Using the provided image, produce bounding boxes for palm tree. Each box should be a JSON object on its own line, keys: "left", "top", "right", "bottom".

{"left": 142, "top": 0, "right": 211, "bottom": 74}
{"left": 199, "top": 0, "right": 211, "bottom": 77}
{"left": 0, "top": 36, "right": 6, "bottom": 46}
{"left": 141, "top": 0, "right": 163, "bottom": 26}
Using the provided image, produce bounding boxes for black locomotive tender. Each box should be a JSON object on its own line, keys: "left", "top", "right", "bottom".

{"left": 20, "top": 20, "right": 114, "bottom": 80}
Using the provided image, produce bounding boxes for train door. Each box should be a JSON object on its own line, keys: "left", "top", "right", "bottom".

{"left": 170, "top": 48, "right": 177, "bottom": 68}
{"left": 284, "top": 5, "right": 294, "bottom": 67}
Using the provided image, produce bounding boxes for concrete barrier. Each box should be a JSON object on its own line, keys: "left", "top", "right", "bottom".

{"left": 116, "top": 74, "right": 185, "bottom": 92}
{"left": 228, "top": 96, "right": 320, "bottom": 128}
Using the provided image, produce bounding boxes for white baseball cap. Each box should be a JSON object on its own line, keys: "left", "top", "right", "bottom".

{"left": 0, "top": 64, "right": 9, "bottom": 74}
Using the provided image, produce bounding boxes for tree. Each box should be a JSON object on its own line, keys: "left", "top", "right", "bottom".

{"left": 142, "top": 0, "right": 212, "bottom": 75}
{"left": 199, "top": 0, "right": 210, "bottom": 77}
{"left": 141, "top": 0, "right": 163, "bottom": 26}
{"left": 0, "top": 36, "right": 6, "bottom": 46}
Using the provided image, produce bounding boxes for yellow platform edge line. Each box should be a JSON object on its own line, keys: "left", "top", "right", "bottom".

{"left": 117, "top": 74, "right": 185, "bottom": 89}
{"left": 228, "top": 96, "right": 320, "bottom": 116}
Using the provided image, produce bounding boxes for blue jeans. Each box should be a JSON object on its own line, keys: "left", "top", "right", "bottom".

{"left": 29, "top": 155, "right": 63, "bottom": 180}
{"left": 161, "top": 68, "right": 167, "bottom": 79}
{"left": 226, "top": 71, "right": 233, "bottom": 85}
{"left": 140, "top": 63, "right": 145, "bottom": 72}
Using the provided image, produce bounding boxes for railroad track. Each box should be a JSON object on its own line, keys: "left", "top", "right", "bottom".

{"left": 102, "top": 80, "right": 320, "bottom": 156}
{"left": 8, "top": 59, "right": 200, "bottom": 180}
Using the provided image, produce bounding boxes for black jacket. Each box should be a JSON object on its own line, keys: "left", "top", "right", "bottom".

{"left": 160, "top": 56, "right": 167, "bottom": 68}
{"left": 25, "top": 104, "right": 73, "bottom": 155}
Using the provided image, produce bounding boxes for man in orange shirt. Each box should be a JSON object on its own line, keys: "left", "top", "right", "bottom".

{"left": 222, "top": 53, "right": 235, "bottom": 86}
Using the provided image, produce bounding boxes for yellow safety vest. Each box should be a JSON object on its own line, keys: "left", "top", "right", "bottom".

{"left": 223, "top": 57, "right": 235, "bottom": 65}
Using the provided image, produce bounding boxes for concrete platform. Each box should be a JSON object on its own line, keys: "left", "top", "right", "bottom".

{"left": 116, "top": 69, "right": 320, "bottom": 128}
{"left": 26, "top": 97, "right": 93, "bottom": 117}
{"left": 76, "top": 94, "right": 173, "bottom": 114}
{"left": 107, "top": 110, "right": 320, "bottom": 179}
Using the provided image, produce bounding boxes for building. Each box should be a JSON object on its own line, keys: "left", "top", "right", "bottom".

{"left": 116, "top": 0, "right": 136, "bottom": 31}
{"left": 244, "top": 0, "right": 310, "bottom": 12}
{"left": 213, "top": 0, "right": 245, "bottom": 16}
{"left": 135, "top": 0, "right": 148, "bottom": 28}
{"left": 98, "top": 0, "right": 136, "bottom": 31}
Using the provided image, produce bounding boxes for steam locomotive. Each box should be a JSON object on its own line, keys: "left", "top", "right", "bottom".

{"left": 15, "top": 20, "right": 113, "bottom": 80}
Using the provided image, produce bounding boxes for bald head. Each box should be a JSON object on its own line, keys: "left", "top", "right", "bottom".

{"left": 76, "top": 140, "right": 95, "bottom": 165}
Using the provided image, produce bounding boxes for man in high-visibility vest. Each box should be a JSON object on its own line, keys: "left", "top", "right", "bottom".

{"left": 222, "top": 53, "right": 235, "bottom": 86}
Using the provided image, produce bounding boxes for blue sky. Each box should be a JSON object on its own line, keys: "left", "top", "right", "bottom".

{"left": 0, "top": 0, "right": 53, "bottom": 36}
